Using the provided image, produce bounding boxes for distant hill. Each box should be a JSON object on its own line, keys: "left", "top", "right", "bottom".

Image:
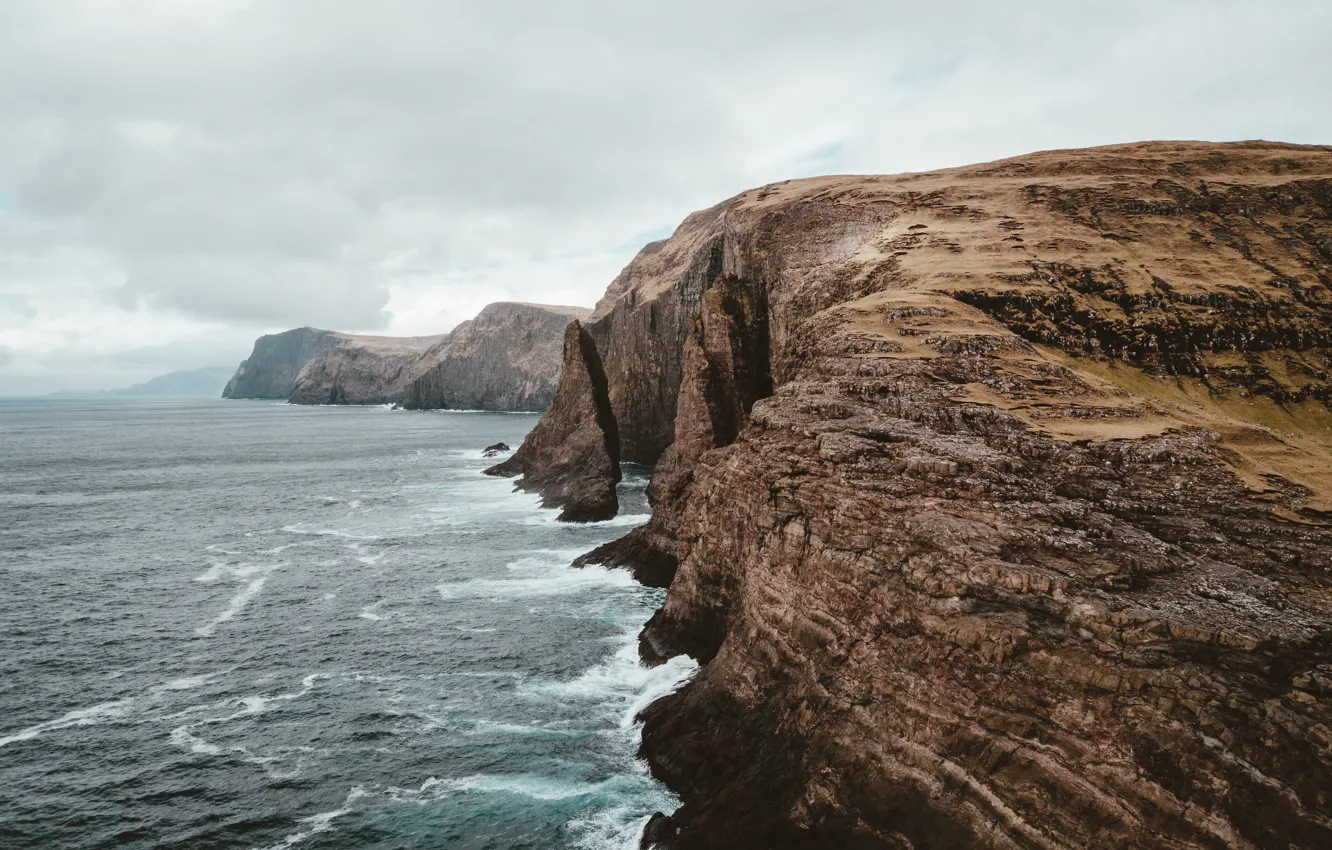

{"left": 111, "top": 368, "right": 235, "bottom": 397}
{"left": 46, "top": 368, "right": 237, "bottom": 398}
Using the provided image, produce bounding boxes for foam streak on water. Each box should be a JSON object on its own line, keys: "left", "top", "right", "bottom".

{"left": 0, "top": 398, "right": 693, "bottom": 849}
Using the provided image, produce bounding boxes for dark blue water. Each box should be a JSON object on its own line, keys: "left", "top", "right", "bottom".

{"left": 0, "top": 399, "right": 695, "bottom": 849}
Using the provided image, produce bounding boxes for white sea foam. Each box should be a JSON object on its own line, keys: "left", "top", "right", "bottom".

{"left": 358, "top": 600, "right": 385, "bottom": 621}
{"left": 346, "top": 542, "right": 385, "bottom": 566}
{"left": 0, "top": 700, "right": 134, "bottom": 749}
{"left": 436, "top": 564, "right": 636, "bottom": 601}
{"left": 196, "top": 575, "right": 268, "bottom": 636}
{"left": 525, "top": 631, "right": 698, "bottom": 729}
{"left": 569, "top": 808, "right": 660, "bottom": 850}
{"left": 250, "top": 787, "right": 367, "bottom": 850}
{"left": 170, "top": 725, "right": 223, "bottom": 755}
{"left": 420, "top": 773, "right": 626, "bottom": 801}
{"left": 520, "top": 511, "right": 652, "bottom": 529}
{"left": 233, "top": 673, "right": 327, "bottom": 717}
{"left": 281, "top": 524, "right": 382, "bottom": 541}
{"left": 153, "top": 674, "right": 212, "bottom": 693}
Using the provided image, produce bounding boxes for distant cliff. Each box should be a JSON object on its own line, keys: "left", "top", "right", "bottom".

{"left": 286, "top": 333, "right": 446, "bottom": 405}
{"left": 505, "top": 141, "right": 1332, "bottom": 849}
{"left": 404, "top": 302, "right": 591, "bottom": 411}
{"left": 222, "top": 327, "right": 341, "bottom": 400}
{"left": 223, "top": 302, "right": 590, "bottom": 409}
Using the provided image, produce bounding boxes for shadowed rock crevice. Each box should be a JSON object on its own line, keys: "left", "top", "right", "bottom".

{"left": 485, "top": 320, "right": 621, "bottom": 522}
{"left": 576, "top": 274, "right": 772, "bottom": 587}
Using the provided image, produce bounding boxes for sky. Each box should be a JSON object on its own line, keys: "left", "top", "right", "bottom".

{"left": 0, "top": 0, "right": 1329, "bottom": 394}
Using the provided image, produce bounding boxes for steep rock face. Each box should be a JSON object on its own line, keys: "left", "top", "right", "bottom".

{"left": 485, "top": 320, "right": 621, "bottom": 522}
{"left": 577, "top": 275, "right": 770, "bottom": 586}
{"left": 222, "top": 327, "right": 336, "bottom": 398}
{"left": 404, "top": 303, "right": 591, "bottom": 411}
{"left": 224, "top": 302, "right": 588, "bottom": 408}
{"left": 286, "top": 333, "right": 446, "bottom": 404}
{"left": 529, "top": 141, "right": 1332, "bottom": 848}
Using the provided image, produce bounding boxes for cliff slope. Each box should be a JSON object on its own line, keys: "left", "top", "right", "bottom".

{"left": 517, "top": 141, "right": 1332, "bottom": 848}
{"left": 222, "top": 327, "right": 337, "bottom": 399}
{"left": 404, "top": 302, "right": 591, "bottom": 411}
{"left": 224, "top": 302, "right": 588, "bottom": 408}
{"left": 286, "top": 332, "right": 446, "bottom": 404}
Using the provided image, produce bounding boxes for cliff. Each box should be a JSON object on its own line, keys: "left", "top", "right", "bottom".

{"left": 222, "top": 327, "right": 337, "bottom": 399}
{"left": 485, "top": 320, "right": 621, "bottom": 521}
{"left": 403, "top": 302, "right": 591, "bottom": 411}
{"left": 223, "top": 302, "right": 589, "bottom": 408}
{"left": 512, "top": 141, "right": 1332, "bottom": 848}
{"left": 287, "top": 332, "right": 446, "bottom": 404}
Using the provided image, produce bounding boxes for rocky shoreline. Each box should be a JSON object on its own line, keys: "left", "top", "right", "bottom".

{"left": 501, "top": 141, "right": 1332, "bottom": 849}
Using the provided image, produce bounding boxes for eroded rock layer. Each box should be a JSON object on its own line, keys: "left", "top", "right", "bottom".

{"left": 485, "top": 320, "right": 621, "bottom": 522}
{"left": 536, "top": 141, "right": 1332, "bottom": 848}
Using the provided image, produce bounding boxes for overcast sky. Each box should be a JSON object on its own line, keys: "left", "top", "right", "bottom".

{"left": 0, "top": 0, "right": 1329, "bottom": 393}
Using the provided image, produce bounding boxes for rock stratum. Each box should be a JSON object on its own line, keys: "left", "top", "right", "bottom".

{"left": 222, "top": 302, "right": 589, "bottom": 409}
{"left": 507, "top": 141, "right": 1332, "bottom": 849}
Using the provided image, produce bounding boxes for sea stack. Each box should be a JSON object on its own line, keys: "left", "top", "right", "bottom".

{"left": 486, "top": 320, "right": 621, "bottom": 522}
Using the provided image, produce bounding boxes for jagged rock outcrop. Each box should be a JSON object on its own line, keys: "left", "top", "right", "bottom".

{"left": 485, "top": 320, "right": 621, "bottom": 522}
{"left": 529, "top": 141, "right": 1332, "bottom": 848}
{"left": 403, "top": 302, "right": 591, "bottom": 411}
{"left": 223, "top": 302, "right": 588, "bottom": 408}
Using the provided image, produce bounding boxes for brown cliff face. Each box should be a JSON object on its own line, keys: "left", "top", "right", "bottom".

{"left": 404, "top": 302, "right": 591, "bottom": 411}
{"left": 576, "top": 275, "right": 771, "bottom": 586}
{"left": 287, "top": 332, "right": 446, "bottom": 404}
{"left": 528, "top": 141, "right": 1332, "bottom": 848}
{"left": 226, "top": 302, "right": 587, "bottom": 409}
{"left": 485, "top": 320, "right": 621, "bottom": 522}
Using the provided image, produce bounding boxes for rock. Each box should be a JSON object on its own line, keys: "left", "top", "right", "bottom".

{"left": 403, "top": 302, "right": 592, "bottom": 411}
{"left": 286, "top": 332, "right": 448, "bottom": 405}
{"left": 481, "top": 442, "right": 510, "bottom": 458}
{"left": 485, "top": 320, "right": 621, "bottom": 522}
{"left": 640, "top": 812, "right": 674, "bottom": 849}
{"left": 532, "top": 141, "right": 1332, "bottom": 848}
{"left": 222, "top": 327, "right": 340, "bottom": 399}
{"left": 222, "top": 302, "right": 589, "bottom": 409}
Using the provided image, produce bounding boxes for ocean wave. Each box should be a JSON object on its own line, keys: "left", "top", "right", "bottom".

{"left": 250, "top": 786, "right": 368, "bottom": 850}
{"left": 524, "top": 631, "right": 698, "bottom": 729}
{"left": 419, "top": 772, "right": 636, "bottom": 802}
{"left": 196, "top": 575, "right": 269, "bottom": 637}
{"left": 436, "top": 563, "right": 637, "bottom": 601}
{"left": 0, "top": 700, "right": 134, "bottom": 750}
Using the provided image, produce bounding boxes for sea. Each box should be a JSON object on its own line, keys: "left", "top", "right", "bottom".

{"left": 0, "top": 398, "right": 696, "bottom": 849}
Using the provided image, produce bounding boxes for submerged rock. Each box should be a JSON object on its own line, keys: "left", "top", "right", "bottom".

{"left": 481, "top": 442, "right": 510, "bottom": 458}
{"left": 485, "top": 320, "right": 621, "bottom": 522}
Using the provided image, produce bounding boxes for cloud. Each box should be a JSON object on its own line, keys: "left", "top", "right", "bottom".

{"left": 0, "top": 0, "right": 1330, "bottom": 393}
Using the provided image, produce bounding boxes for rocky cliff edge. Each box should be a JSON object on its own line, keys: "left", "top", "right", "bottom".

{"left": 511, "top": 140, "right": 1332, "bottom": 849}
